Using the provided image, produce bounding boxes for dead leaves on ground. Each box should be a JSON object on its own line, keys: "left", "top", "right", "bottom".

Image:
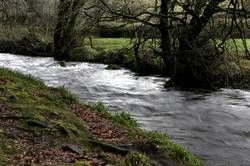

{"left": 0, "top": 100, "right": 131, "bottom": 165}
{"left": 0, "top": 75, "right": 135, "bottom": 165}
{"left": 10, "top": 137, "right": 105, "bottom": 165}
{"left": 72, "top": 106, "right": 133, "bottom": 145}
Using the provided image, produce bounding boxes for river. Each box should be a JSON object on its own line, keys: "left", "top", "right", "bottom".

{"left": 0, "top": 53, "right": 250, "bottom": 166}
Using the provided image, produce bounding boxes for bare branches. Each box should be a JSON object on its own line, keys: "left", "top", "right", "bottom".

{"left": 98, "top": 0, "right": 158, "bottom": 27}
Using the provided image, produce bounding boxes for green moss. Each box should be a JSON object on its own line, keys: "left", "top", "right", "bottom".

{"left": 55, "top": 120, "right": 80, "bottom": 138}
{"left": 106, "top": 64, "right": 121, "bottom": 70}
{"left": 70, "top": 46, "right": 100, "bottom": 62}
{"left": 55, "top": 86, "right": 79, "bottom": 104}
{"left": 0, "top": 133, "right": 16, "bottom": 165}
{"left": 0, "top": 68, "right": 203, "bottom": 165}
{"left": 124, "top": 152, "right": 151, "bottom": 166}
{"left": 78, "top": 38, "right": 165, "bottom": 75}
{"left": 90, "top": 102, "right": 203, "bottom": 165}
{"left": 73, "top": 161, "right": 92, "bottom": 166}
{"left": 84, "top": 38, "right": 132, "bottom": 51}
{"left": 143, "top": 131, "right": 204, "bottom": 166}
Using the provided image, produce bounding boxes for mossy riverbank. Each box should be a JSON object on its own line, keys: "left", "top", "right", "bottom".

{"left": 0, "top": 68, "right": 203, "bottom": 166}
{"left": 70, "top": 38, "right": 250, "bottom": 89}
{"left": 69, "top": 37, "right": 165, "bottom": 76}
{"left": 1, "top": 35, "right": 250, "bottom": 89}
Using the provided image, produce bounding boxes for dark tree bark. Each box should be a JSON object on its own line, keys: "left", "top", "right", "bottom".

{"left": 159, "top": 0, "right": 171, "bottom": 58}
{"left": 54, "top": 0, "right": 84, "bottom": 60}
{"left": 159, "top": 0, "right": 173, "bottom": 74}
{"left": 179, "top": 0, "right": 226, "bottom": 50}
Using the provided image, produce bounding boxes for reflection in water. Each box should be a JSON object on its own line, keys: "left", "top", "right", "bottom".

{"left": 0, "top": 53, "right": 250, "bottom": 166}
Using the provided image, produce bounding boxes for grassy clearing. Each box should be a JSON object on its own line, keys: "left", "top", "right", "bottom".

{"left": 220, "top": 39, "right": 250, "bottom": 89}
{"left": 0, "top": 68, "right": 203, "bottom": 166}
{"left": 73, "top": 38, "right": 164, "bottom": 75}
{"left": 84, "top": 38, "right": 133, "bottom": 51}
{"left": 83, "top": 37, "right": 159, "bottom": 51}
{"left": 224, "top": 39, "right": 250, "bottom": 54}
{"left": 83, "top": 37, "right": 250, "bottom": 52}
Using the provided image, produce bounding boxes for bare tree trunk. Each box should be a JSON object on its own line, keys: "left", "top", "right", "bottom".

{"left": 159, "top": 0, "right": 172, "bottom": 74}
{"left": 54, "top": 0, "right": 84, "bottom": 60}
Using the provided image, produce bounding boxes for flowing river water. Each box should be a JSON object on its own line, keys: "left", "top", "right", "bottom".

{"left": 0, "top": 53, "right": 250, "bottom": 166}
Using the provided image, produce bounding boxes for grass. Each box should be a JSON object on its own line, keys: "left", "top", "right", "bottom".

{"left": 240, "top": 59, "right": 250, "bottom": 70}
{"left": 83, "top": 37, "right": 250, "bottom": 53}
{"left": 74, "top": 37, "right": 164, "bottom": 75}
{"left": 0, "top": 67, "right": 204, "bottom": 166}
{"left": 222, "top": 39, "right": 250, "bottom": 57}
{"left": 89, "top": 102, "right": 204, "bottom": 166}
{"left": 220, "top": 39, "right": 250, "bottom": 89}
{"left": 84, "top": 38, "right": 133, "bottom": 51}
{"left": 80, "top": 38, "right": 250, "bottom": 84}
{"left": 83, "top": 37, "right": 159, "bottom": 51}
{"left": 91, "top": 102, "right": 138, "bottom": 128}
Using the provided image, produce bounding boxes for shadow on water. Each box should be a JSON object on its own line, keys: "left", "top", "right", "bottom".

{"left": 0, "top": 53, "right": 250, "bottom": 166}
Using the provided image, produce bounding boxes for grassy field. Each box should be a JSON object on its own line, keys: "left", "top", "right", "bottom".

{"left": 83, "top": 37, "right": 250, "bottom": 62}
{"left": 81, "top": 38, "right": 250, "bottom": 79}
{"left": 84, "top": 38, "right": 133, "bottom": 50}
{"left": 73, "top": 38, "right": 165, "bottom": 75}
{"left": 84, "top": 37, "right": 250, "bottom": 52}
{"left": 83, "top": 37, "right": 159, "bottom": 51}
{"left": 223, "top": 39, "right": 250, "bottom": 54}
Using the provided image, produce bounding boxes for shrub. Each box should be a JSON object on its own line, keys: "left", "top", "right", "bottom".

{"left": 171, "top": 42, "right": 226, "bottom": 89}
{"left": 0, "top": 32, "right": 53, "bottom": 57}
{"left": 69, "top": 46, "right": 100, "bottom": 62}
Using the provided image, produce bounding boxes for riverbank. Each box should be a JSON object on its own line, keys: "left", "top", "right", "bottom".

{"left": 0, "top": 68, "right": 203, "bottom": 165}
{"left": 69, "top": 38, "right": 165, "bottom": 76}
{"left": 0, "top": 33, "right": 53, "bottom": 57}
{"left": 1, "top": 36, "right": 250, "bottom": 89}
{"left": 66, "top": 38, "right": 250, "bottom": 90}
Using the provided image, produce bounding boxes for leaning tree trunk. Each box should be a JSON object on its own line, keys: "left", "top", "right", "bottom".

{"left": 54, "top": 0, "right": 84, "bottom": 60}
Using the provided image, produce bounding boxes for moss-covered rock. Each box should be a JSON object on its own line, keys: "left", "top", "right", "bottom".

{"left": 106, "top": 64, "right": 121, "bottom": 70}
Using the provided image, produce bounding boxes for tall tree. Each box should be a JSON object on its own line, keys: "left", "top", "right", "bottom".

{"left": 97, "top": 0, "right": 250, "bottom": 87}
{"left": 159, "top": 0, "right": 172, "bottom": 72}
{"left": 54, "top": 0, "right": 86, "bottom": 60}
